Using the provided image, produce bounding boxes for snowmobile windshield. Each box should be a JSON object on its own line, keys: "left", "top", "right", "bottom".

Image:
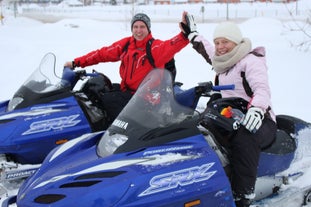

{"left": 7, "top": 53, "right": 70, "bottom": 111}
{"left": 97, "top": 69, "right": 200, "bottom": 157}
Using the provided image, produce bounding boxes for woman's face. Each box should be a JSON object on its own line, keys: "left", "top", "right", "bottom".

{"left": 214, "top": 37, "right": 237, "bottom": 56}
{"left": 132, "top": 21, "right": 149, "bottom": 41}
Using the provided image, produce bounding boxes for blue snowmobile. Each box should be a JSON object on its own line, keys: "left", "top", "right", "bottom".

{"left": 3, "top": 68, "right": 311, "bottom": 207}
{"left": 0, "top": 53, "right": 115, "bottom": 187}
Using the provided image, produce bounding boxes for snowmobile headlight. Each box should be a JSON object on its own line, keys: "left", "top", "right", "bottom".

{"left": 7, "top": 97, "right": 24, "bottom": 111}
{"left": 98, "top": 133, "right": 128, "bottom": 157}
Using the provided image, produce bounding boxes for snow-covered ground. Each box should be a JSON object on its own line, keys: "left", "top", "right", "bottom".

{"left": 0, "top": 0, "right": 311, "bottom": 206}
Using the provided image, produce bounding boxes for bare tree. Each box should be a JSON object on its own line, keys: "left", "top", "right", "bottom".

{"left": 285, "top": 5, "right": 311, "bottom": 52}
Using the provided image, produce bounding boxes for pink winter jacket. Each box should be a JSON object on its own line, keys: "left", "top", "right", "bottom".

{"left": 192, "top": 35, "right": 276, "bottom": 122}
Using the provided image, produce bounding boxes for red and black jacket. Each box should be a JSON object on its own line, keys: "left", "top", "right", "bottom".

{"left": 74, "top": 32, "right": 189, "bottom": 92}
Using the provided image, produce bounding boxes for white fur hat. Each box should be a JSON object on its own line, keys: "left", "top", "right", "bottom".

{"left": 213, "top": 21, "right": 243, "bottom": 44}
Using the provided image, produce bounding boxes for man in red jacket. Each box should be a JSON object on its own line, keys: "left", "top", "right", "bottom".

{"left": 64, "top": 12, "right": 195, "bottom": 127}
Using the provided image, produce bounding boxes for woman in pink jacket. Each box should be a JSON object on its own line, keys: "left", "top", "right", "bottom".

{"left": 183, "top": 15, "right": 277, "bottom": 207}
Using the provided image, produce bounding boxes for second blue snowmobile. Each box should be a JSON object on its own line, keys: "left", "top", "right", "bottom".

{"left": 3, "top": 69, "right": 311, "bottom": 207}
{"left": 0, "top": 53, "right": 116, "bottom": 191}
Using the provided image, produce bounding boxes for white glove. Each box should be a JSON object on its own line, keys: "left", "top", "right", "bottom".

{"left": 242, "top": 107, "right": 264, "bottom": 133}
{"left": 185, "top": 13, "right": 198, "bottom": 41}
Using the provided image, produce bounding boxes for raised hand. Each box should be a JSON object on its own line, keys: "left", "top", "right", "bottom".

{"left": 179, "top": 11, "right": 198, "bottom": 41}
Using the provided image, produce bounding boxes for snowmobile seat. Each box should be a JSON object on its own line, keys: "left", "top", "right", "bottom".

{"left": 263, "top": 129, "right": 296, "bottom": 154}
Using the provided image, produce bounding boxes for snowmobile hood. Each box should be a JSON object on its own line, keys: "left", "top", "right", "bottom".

{"left": 18, "top": 158, "right": 132, "bottom": 207}
{"left": 17, "top": 132, "right": 221, "bottom": 207}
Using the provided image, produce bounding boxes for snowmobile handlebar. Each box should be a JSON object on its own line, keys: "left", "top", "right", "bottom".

{"left": 175, "top": 81, "right": 235, "bottom": 110}
{"left": 212, "top": 84, "right": 235, "bottom": 91}
{"left": 196, "top": 81, "right": 235, "bottom": 97}
{"left": 62, "top": 67, "right": 101, "bottom": 88}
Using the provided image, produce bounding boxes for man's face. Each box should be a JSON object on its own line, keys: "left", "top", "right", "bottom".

{"left": 132, "top": 21, "right": 149, "bottom": 41}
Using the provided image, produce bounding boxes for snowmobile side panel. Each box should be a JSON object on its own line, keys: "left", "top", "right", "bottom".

{"left": 258, "top": 152, "right": 295, "bottom": 177}
{"left": 258, "top": 129, "right": 297, "bottom": 176}
{"left": 0, "top": 96, "right": 92, "bottom": 164}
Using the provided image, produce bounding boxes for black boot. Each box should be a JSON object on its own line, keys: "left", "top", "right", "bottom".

{"left": 235, "top": 197, "right": 251, "bottom": 207}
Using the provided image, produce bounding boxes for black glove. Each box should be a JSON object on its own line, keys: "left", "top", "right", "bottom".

{"left": 71, "top": 61, "right": 77, "bottom": 70}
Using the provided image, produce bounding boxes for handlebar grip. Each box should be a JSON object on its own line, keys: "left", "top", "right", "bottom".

{"left": 85, "top": 73, "right": 99, "bottom": 77}
{"left": 212, "top": 84, "right": 235, "bottom": 91}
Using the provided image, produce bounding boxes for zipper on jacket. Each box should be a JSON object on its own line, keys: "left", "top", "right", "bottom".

{"left": 130, "top": 52, "right": 138, "bottom": 79}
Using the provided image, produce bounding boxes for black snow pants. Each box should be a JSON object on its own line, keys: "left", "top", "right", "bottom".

{"left": 229, "top": 117, "right": 277, "bottom": 199}
{"left": 99, "top": 86, "right": 133, "bottom": 126}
